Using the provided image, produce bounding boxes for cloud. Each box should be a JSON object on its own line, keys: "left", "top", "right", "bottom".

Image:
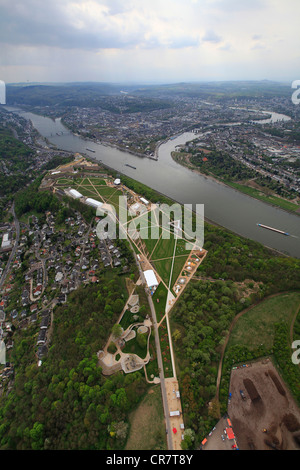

{"left": 204, "top": 0, "right": 267, "bottom": 12}
{"left": 0, "top": 0, "right": 300, "bottom": 83}
{"left": 0, "top": 0, "right": 200, "bottom": 51}
{"left": 252, "top": 34, "right": 262, "bottom": 41}
{"left": 0, "top": 1, "right": 144, "bottom": 50}
{"left": 202, "top": 30, "right": 222, "bottom": 44}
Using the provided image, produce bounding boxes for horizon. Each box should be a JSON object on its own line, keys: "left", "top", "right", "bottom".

{"left": 1, "top": 1, "right": 300, "bottom": 84}
{"left": 4, "top": 78, "right": 295, "bottom": 86}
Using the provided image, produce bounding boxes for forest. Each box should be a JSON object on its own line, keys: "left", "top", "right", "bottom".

{"left": 0, "top": 125, "right": 34, "bottom": 219}
{"left": 0, "top": 280, "right": 149, "bottom": 450}
{"left": 190, "top": 149, "right": 256, "bottom": 182}
{"left": 14, "top": 176, "right": 96, "bottom": 224}
{"left": 200, "top": 223, "right": 300, "bottom": 294}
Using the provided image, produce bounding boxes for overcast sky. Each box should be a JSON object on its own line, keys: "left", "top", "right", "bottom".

{"left": 0, "top": 0, "right": 299, "bottom": 84}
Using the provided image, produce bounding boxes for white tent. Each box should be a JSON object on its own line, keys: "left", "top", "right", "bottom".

{"left": 144, "top": 270, "right": 159, "bottom": 288}
{"left": 86, "top": 198, "right": 103, "bottom": 208}
{"left": 69, "top": 189, "right": 83, "bottom": 199}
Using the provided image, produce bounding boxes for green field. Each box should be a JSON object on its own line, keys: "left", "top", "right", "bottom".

{"left": 126, "top": 203, "right": 193, "bottom": 294}
{"left": 56, "top": 176, "right": 124, "bottom": 213}
{"left": 152, "top": 282, "right": 168, "bottom": 323}
{"left": 227, "top": 292, "right": 300, "bottom": 351}
{"left": 125, "top": 385, "right": 167, "bottom": 450}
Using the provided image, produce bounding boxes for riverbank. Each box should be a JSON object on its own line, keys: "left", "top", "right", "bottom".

{"left": 5, "top": 105, "right": 300, "bottom": 258}
{"left": 171, "top": 150, "right": 300, "bottom": 217}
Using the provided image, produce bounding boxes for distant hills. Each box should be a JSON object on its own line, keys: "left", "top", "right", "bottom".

{"left": 5, "top": 80, "right": 293, "bottom": 109}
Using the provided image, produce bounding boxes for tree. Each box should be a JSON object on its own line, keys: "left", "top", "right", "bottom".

{"left": 172, "top": 329, "right": 181, "bottom": 343}
{"left": 113, "top": 298, "right": 125, "bottom": 314}
{"left": 208, "top": 398, "right": 221, "bottom": 419}
{"left": 181, "top": 428, "right": 195, "bottom": 450}
{"left": 29, "top": 422, "right": 44, "bottom": 450}
{"left": 111, "top": 324, "right": 123, "bottom": 339}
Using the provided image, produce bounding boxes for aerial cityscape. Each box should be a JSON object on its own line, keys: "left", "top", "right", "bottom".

{"left": 0, "top": 0, "right": 300, "bottom": 458}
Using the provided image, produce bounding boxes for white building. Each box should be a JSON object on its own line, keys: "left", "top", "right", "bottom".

{"left": 143, "top": 269, "right": 159, "bottom": 289}
{"left": 114, "top": 178, "right": 121, "bottom": 185}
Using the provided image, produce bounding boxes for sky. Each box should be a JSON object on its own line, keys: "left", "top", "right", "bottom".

{"left": 0, "top": 0, "right": 300, "bottom": 84}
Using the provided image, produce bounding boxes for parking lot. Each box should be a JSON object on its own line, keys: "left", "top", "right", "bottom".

{"left": 201, "top": 416, "right": 238, "bottom": 450}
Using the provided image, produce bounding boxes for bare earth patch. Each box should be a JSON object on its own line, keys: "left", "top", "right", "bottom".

{"left": 228, "top": 359, "right": 300, "bottom": 450}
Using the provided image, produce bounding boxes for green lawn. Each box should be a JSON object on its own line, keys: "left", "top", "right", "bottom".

{"left": 151, "top": 231, "right": 176, "bottom": 261}
{"left": 87, "top": 178, "right": 107, "bottom": 185}
{"left": 159, "top": 318, "right": 173, "bottom": 378}
{"left": 122, "top": 326, "right": 149, "bottom": 359}
{"left": 59, "top": 179, "right": 124, "bottom": 211}
{"left": 152, "top": 282, "right": 168, "bottom": 322}
{"left": 150, "top": 235, "right": 190, "bottom": 289}
{"left": 153, "top": 258, "right": 173, "bottom": 287}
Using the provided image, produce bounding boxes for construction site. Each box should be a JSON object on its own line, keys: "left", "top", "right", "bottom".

{"left": 228, "top": 359, "right": 300, "bottom": 450}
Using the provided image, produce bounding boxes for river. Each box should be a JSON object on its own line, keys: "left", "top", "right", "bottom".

{"left": 4, "top": 106, "right": 300, "bottom": 258}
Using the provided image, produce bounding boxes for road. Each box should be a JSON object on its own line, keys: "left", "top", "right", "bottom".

{"left": 131, "top": 248, "right": 173, "bottom": 450}
{"left": 0, "top": 203, "right": 20, "bottom": 290}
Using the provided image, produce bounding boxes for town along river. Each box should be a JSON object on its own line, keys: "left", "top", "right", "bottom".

{"left": 5, "top": 106, "right": 300, "bottom": 258}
